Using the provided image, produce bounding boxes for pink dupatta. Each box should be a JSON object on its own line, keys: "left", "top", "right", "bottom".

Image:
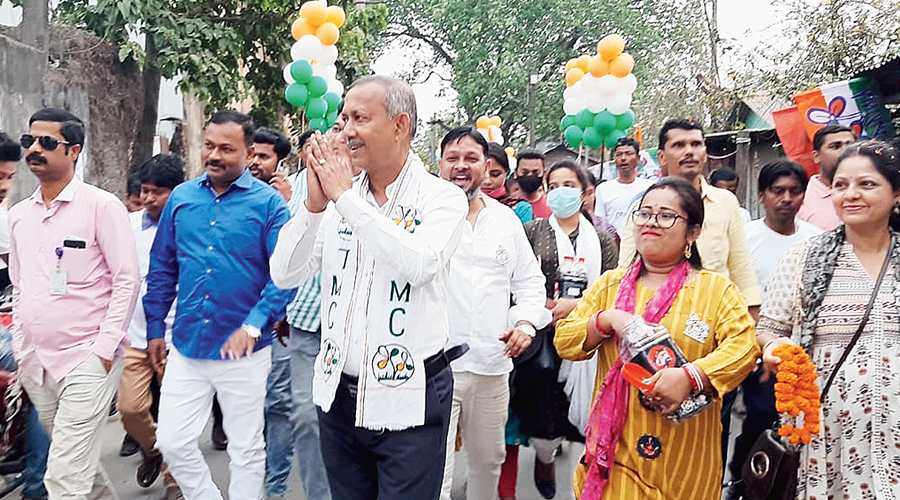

{"left": 581, "top": 259, "right": 691, "bottom": 499}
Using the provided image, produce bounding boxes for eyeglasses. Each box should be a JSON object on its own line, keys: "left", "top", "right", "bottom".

{"left": 20, "top": 134, "right": 72, "bottom": 151}
{"left": 632, "top": 210, "right": 685, "bottom": 229}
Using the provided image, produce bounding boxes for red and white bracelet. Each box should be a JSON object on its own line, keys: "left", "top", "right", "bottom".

{"left": 592, "top": 310, "right": 613, "bottom": 339}
{"left": 682, "top": 363, "right": 704, "bottom": 395}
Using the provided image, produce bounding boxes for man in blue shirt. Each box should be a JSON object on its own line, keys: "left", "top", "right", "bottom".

{"left": 144, "top": 110, "right": 294, "bottom": 500}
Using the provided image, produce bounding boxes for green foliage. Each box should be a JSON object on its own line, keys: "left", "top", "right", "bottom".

{"left": 54, "top": 0, "right": 386, "bottom": 127}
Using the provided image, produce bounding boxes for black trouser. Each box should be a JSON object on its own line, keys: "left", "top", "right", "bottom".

{"left": 318, "top": 367, "right": 453, "bottom": 500}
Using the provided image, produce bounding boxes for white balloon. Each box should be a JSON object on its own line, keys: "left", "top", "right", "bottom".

{"left": 597, "top": 75, "right": 617, "bottom": 98}
{"left": 319, "top": 45, "right": 339, "bottom": 66}
{"left": 291, "top": 35, "right": 323, "bottom": 62}
{"left": 580, "top": 74, "right": 599, "bottom": 94}
{"left": 586, "top": 94, "right": 607, "bottom": 114}
{"left": 477, "top": 128, "right": 490, "bottom": 140}
{"left": 312, "top": 63, "right": 337, "bottom": 81}
{"left": 563, "top": 98, "right": 585, "bottom": 116}
{"left": 327, "top": 79, "right": 344, "bottom": 96}
{"left": 283, "top": 63, "right": 295, "bottom": 84}
{"left": 607, "top": 93, "right": 633, "bottom": 115}
{"left": 567, "top": 83, "right": 586, "bottom": 103}
{"left": 488, "top": 125, "right": 503, "bottom": 144}
{"left": 563, "top": 86, "right": 576, "bottom": 102}
{"left": 494, "top": 133, "right": 505, "bottom": 145}
{"left": 622, "top": 73, "right": 638, "bottom": 94}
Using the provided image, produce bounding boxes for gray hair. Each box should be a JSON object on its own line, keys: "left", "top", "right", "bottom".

{"left": 349, "top": 75, "right": 418, "bottom": 140}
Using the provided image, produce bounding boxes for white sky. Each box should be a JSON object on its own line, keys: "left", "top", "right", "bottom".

{"left": 0, "top": 0, "right": 795, "bottom": 124}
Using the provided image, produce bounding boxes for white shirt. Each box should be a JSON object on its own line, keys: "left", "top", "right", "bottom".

{"left": 448, "top": 196, "right": 550, "bottom": 376}
{"left": 594, "top": 176, "right": 654, "bottom": 234}
{"left": 127, "top": 210, "right": 174, "bottom": 350}
{"left": 744, "top": 218, "right": 822, "bottom": 299}
{"left": 0, "top": 207, "right": 9, "bottom": 270}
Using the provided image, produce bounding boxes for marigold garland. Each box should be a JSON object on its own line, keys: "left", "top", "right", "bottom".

{"left": 772, "top": 344, "right": 822, "bottom": 444}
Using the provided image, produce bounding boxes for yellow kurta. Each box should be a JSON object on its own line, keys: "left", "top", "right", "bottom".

{"left": 555, "top": 268, "right": 760, "bottom": 500}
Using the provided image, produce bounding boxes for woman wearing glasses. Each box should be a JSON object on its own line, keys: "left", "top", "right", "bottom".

{"left": 554, "top": 177, "right": 759, "bottom": 500}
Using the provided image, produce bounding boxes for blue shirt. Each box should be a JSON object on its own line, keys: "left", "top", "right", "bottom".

{"left": 144, "top": 169, "right": 294, "bottom": 359}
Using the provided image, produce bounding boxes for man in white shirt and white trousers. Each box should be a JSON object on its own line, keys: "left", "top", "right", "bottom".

{"left": 270, "top": 76, "right": 468, "bottom": 500}
{"left": 437, "top": 127, "right": 551, "bottom": 500}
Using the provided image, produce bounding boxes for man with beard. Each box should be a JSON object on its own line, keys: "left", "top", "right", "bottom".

{"left": 437, "top": 127, "right": 549, "bottom": 500}
{"left": 249, "top": 127, "right": 293, "bottom": 201}
{"left": 594, "top": 137, "right": 653, "bottom": 234}
{"left": 515, "top": 150, "right": 552, "bottom": 219}
{"left": 270, "top": 76, "right": 468, "bottom": 500}
{"left": 145, "top": 110, "right": 294, "bottom": 500}
{"left": 10, "top": 107, "right": 140, "bottom": 499}
{"left": 796, "top": 124, "right": 856, "bottom": 230}
{"left": 617, "top": 119, "right": 762, "bottom": 315}
{"left": 722, "top": 160, "right": 821, "bottom": 500}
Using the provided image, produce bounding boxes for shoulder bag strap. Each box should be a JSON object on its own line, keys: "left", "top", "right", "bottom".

{"left": 820, "top": 245, "right": 892, "bottom": 400}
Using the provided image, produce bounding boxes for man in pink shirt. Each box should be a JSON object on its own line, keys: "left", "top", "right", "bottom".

{"left": 9, "top": 108, "right": 140, "bottom": 499}
{"left": 796, "top": 124, "right": 856, "bottom": 230}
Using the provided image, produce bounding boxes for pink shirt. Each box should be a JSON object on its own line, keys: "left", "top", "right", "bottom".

{"left": 797, "top": 174, "right": 841, "bottom": 230}
{"left": 9, "top": 177, "right": 140, "bottom": 384}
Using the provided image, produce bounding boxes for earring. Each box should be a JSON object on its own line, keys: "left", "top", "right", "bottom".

{"left": 893, "top": 203, "right": 900, "bottom": 215}
{"left": 684, "top": 244, "right": 692, "bottom": 259}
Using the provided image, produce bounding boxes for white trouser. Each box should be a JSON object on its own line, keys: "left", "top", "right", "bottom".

{"left": 156, "top": 346, "right": 271, "bottom": 500}
{"left": 22, "top": 354, "right": 124, "bottom": 500}
{"left": 532, "top": 437, "right": 564, "bottom": 464}
{"left": 440, "top": 372, "right": 509, "bottom": 500}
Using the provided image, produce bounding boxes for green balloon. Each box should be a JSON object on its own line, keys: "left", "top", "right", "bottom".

{"left": 326, "top": 111, "right": 339, "bottom": 127}
{"left": 290, "top": 60, "right": 313, "bottom": 84}
{"left": 583, "top": 127, "right": 603, "bottom": 148}
{"left": 593, "top": 111, "right": 616, "bottom": 134}
{"left": 615, "top": 109, "right": 635, "bottom": 130}
{"left": 324, "top": 92, "right": 342, "bottom": 112}
{"left": 560, "top": 115, "right": 576, "bottom": 130}
{"left": 576, "top": 109, "right": 595, "bottom": 129}
{"left": 604, "top": 129, "right": 627, "bottom": 149}
{"left": 307, "top": 76, "right": 328, "bottom": 98}
{"left": 306, "top": 96, "right": 328, "bottom": 118}
{"left": 564, "top": 125, "right": 584, "bottom": 148}
{"left": 308, "top": 118, "right": 327, "bottom": 132}
{"left": 285, "top": 84, "right": 308, "bottom": 108}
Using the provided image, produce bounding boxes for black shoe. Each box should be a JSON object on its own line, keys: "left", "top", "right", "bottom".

{"left": 120, "top": 434, "right": 140, "bottom": 457}
{"left": 137, "top": 449, "right": 163, "bottom": 488}
{"left": 534, "top": 459, "right": 556, "bottom": 499}
{"left": 211, "top": 424, "right": 228, "bottom": 451}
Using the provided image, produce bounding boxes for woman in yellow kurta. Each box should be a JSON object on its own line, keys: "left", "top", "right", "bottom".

{"left": 555, "top": 177, "right": 759, "bottom": 500}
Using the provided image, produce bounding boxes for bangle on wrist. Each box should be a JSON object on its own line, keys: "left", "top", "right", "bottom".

{"left": 592, "top": 310, "right": 611, "bottom": 339}
{"left": 762, "top": 337, "right": 782, "bottom": 355}
{"left": 682, "top": 363, "right": 704, "bottom": 395}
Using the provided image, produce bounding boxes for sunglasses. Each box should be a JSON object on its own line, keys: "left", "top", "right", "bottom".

{"left": 20, "top": 134, "right": 72, "bottom": 151}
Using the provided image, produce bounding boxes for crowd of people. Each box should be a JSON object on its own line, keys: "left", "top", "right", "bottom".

{"left": 0, "top": 73, "right": 897, "bottom": 500}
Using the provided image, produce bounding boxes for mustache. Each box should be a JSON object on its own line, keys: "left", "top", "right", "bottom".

{"left": 205, "top": 160, "right": 224, "bottom": 169}
{"left": 26, "top": 152, "right": 47, "bottom": 165}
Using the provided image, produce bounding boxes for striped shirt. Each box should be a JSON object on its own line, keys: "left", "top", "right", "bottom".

{"left": 555, "top": 268, "right": 759, "bottom": 500}
{"left": 284, "top": 170, "right": 322, "bottom": 332}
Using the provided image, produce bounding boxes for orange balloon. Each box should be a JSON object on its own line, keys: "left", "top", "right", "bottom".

{"left": 326, "top": 5, "right": 346, "bottom": 28}
{"left": 291, "top": 18, "right": 315, "bottom": 40}
{"left": 316, "top": 22, "right": 340, "bottom": 46}
{"left": 587, "top": 55, "right": 609, "bottom": 77}
{"left": 566, "top": 68, "right": 585, "bottom": 87}
{"left": 609, "top": 53, "right": 635, "bottom": 78}
{"left": 505, "top": 147, "right": 515, "bottom": 157}
{"left": 489, "top": 115, "right": 502, "bottom": 127}
{"left": 300, "top": 1, "right": 328, "bottom": 27}
{"left": 575, "top": 55, "right": 591, "bottom": 72}
{"left": 597, "top": 34, "right": 626, "bottom": 62}
{"left": 476, "top": 116, "right": 490, "bottom": 129}
{"left": 565, "top": 58, "right": 579, "bottom": 72}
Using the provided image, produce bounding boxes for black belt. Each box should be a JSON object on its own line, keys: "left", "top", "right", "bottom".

{"left": 339, "top": 343, "right": 470, "bottom": 395}
{"left": 424, "top": 343, "right": 469, "bottom": 378}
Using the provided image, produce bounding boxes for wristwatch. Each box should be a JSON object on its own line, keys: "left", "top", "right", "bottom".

{"left": 516, "top": 323, "right": 536, "bottom": 337}
{"left": 243, "top": 324, "right": 261, "bottom": 340}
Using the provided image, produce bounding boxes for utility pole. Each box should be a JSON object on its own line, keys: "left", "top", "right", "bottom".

{"left": 528, "top": 74, "right": 538, "bottom": 147}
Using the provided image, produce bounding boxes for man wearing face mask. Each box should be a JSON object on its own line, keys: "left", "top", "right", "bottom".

{"left": 515, "top": 150, "right": 552, "bottom": 219}
{"left": 437, "top": 127, "right": 550, "bottom": 500}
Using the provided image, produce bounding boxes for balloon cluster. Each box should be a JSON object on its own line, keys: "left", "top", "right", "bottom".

{"left": 475, "top": 115, "right": 504, "bottom": 145}
{"left": 560, "top": 34, "right": 637, "bottom": 149}
{"left": 283, "top": 1, "right": 347, "bottom": 132}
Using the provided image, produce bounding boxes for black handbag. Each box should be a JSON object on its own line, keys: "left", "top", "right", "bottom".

{"left": 741, "top": 247, "right": 891, "bottom": 500}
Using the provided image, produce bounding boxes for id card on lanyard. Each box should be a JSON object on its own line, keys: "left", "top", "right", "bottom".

{"left": 50, "top": 246, "right": 67, "bottom": 296}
